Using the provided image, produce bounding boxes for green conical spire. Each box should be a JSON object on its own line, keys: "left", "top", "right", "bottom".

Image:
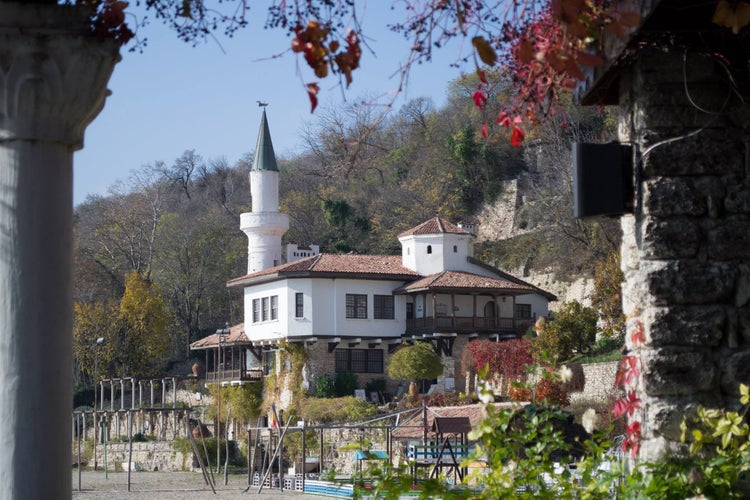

{"left": 252, "top": 108, "right": 279, "bottom": 172}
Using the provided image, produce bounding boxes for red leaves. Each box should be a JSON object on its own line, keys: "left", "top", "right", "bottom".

{"left": 622, "top": 421, "right": 642, "bottom": 456}
{"left": 464, "top": 338, "right": 533, "bottom": 380}
{"left": 472, "top": 88, "right": 488, "bottom": 110}
{"left": 472, "top": 36, "right": 498, "bottom": 66}
{"left": 510, "top": 125, "right": 525, "bottom": 147}
{"left": 495, "top": 112, "right": 525, "bottom": 147}
{"left": 293, "top": 21, "right": 331, "bottom": 78}
{"left": 613, "top": 390, "right": 641, "bottom": 418}
{"left": 496, "top": 111, "right": 511, "bottom": 127}
{"left": 334, "top": 30, "right": 361, "bottom": 87}
{"left": 293, "top": 22, "right": 362, "bottom": 108}
{"left": 85, "top": 0, "right": 134, "bottom": 46}
{"left": 615, "top": 355, "right": 639, "bottom": 389}
{"left": 306, "top": 83, "right": 319, "bottom": 113}
{"left": 481, "top": 123, "right": 489, "bottom": 138}
{"left": 516, "top": 39, "right": 535, "bottom": 64}
{"left": 631, "top": 320, "right": 646, "bottom": 345}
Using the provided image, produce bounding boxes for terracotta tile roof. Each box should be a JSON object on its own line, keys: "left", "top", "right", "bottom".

{"left": 189, "top": 323, "right": 249, "bottom": 349}
{"left": 394, "top": 271, "right": 537, "bottom": 294}
{"left": 228, "top": 254, "right": 420, "bottom": 287}
{"left": 397, "top": 217, "right": 471, "bottom": 238}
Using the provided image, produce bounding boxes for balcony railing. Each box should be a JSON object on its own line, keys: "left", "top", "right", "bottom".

{"left": 205, "top": 368, "right": 263, "bottom": 383}
{"left": 406, "top": 316, "right": 529, "bottom": 335}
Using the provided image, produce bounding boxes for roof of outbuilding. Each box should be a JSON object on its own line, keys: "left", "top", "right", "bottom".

{"left": 397, "top": 217, "right": 471, "bottom": 238}
{"left": 189, "top": 323, "right": 249, "bottom": 349}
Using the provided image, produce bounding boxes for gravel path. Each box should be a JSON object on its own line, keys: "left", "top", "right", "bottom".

{"left": 72, "top": 470, "right": 320, "bottom": 499}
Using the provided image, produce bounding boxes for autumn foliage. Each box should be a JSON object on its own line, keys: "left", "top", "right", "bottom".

{"left": 463, "top": 338, "right": 534, "bottom": 381}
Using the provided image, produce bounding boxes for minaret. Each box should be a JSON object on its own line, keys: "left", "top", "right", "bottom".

{"left": 240, "top": 108, "right": 290, "bottom": 273}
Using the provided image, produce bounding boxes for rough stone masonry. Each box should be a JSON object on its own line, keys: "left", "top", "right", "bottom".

{"left": 617, "top": 48, "right": 750, "bottom": 459}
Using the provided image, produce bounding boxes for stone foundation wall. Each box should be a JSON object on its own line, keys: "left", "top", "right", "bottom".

{"left": 91, "top": 442, "right": 192, "bottom": 472}
{"left": 569, "top": 361, "right": 620, "bottom": 406}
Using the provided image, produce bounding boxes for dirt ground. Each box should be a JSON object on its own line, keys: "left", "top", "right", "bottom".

{"left": 72, "top": 470, "right": 319, "bottom": 499}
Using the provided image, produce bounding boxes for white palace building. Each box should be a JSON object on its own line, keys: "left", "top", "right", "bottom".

{"left": 190, "top": 110, "right": 556, "bottom": 404}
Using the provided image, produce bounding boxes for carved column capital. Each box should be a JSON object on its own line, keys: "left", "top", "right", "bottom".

{"left": 0, "top": 3, "right": 121, "bottom": 149}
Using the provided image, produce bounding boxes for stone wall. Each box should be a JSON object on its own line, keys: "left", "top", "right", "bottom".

{"left": 92, "top": 442, "right": 192, "bottom": 472}
{"left": 569, "top": 361, "right": 620, "bottom": 406}
{"left": 618, "top": 49, "right": 750, "bottom": 459}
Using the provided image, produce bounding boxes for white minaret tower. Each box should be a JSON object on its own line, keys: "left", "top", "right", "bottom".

{"left": 240, "top": 108, "right": 290, "bottom": 273}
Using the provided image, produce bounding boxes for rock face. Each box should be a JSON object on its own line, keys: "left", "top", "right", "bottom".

{"left": 617, "top": 50, "right": 750, "bottom": 459}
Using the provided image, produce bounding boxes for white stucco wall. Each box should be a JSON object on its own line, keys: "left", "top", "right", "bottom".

{"left": 244, "top": 277, "right": 407, "bottom": 341}
{"left": 399, "top": 233, "right": 474, "bottom": 275}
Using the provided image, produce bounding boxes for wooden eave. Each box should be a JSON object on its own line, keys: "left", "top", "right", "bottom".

{"left": 579, "top": 0, "right": 749, "bottom": 105}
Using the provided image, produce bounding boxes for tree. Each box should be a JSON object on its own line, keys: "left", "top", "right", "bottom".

{"left": 535, "top": 301, "right": 598, "bottom": 363}
{"left": 117, "top": 271, "right": 173, "bottom": 377}
{"left": 73, "top": 301, "right": 120, "bottom": 388}
{"left": 590, "top": 251, "right": 626, "bottom": 339}
{"left": 387, "top": 342, "right": 443, "bottom": 398}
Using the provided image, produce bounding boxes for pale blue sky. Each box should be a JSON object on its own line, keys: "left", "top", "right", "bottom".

{"left": 73, "top": 3, "right": 473, "bottom": 206}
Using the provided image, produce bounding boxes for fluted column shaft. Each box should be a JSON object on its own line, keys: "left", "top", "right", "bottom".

{"left": 0, "top": 3, "right": 119, "bottom": 498}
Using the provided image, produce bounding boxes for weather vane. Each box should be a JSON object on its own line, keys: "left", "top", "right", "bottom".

{"left": 257, "top": 100, "right": 268, "bottom": 107}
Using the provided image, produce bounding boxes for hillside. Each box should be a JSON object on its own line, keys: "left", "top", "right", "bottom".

{"left": 72, "top": 80, "right": 618, "bottom": 383}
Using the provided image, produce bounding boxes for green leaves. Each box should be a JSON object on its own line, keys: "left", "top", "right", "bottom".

{"left": 387, "top": 341, "right": 443, "bottom": 382}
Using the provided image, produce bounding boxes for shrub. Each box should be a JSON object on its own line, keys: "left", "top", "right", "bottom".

{"left": 300, "top": 396, "right": 378, "bottom": 423}
{"left": 334, "top": 372, "right": 358, "bottom": 397}
{"left": 535, "top": 301, "right": 597, "bottom": 362}
{"left": 388, "top": 342, "right": 443, "bottom": 382}
{"left": 314, "top": 374, "right": 335, "bottom": 398}
{"left": 534, "top": 377, "right": 570, "bottom": 407}
{"left": 364, "top": 378, "right": 386, "bottom": 395}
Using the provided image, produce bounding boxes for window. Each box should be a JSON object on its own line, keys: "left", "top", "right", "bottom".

{"left": 270, "top": 295, "right": 278, "bottom": 321}
{"left": 406, "top": 302, "right": 414, "bottom": 320}
{"left": 427, "top": 245, "right": 432, "bottom": 254}
{"left": 295, "top": 292, "right": 304, "bottom": 318}
{"left": 261, "top": 297, "right": 269, "bottom": 321}
{"left": 335, "top": 348, "right": 383, "bottom": 373}
{"left": 453, "top": 245, "right": 458, "bottom": 253}
{"left": 252, "top": 299, "right": 260, "bottom": 323}
{"left": 515, "top": 303, "right": 532, "bottom": 319}
{"left": 253, "top": 295, "right": 280, "bottom": 323}
{"left": 262, "top": 350, "right": 275, "bottom": 376}
{"left": 374, "top": 295, "right": 394, "bottom": 319}
{"left": 346, "top": 294, "right": 367, "bottom": 319}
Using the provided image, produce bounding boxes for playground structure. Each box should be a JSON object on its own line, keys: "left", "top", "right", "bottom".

{"left": 73, "top": 399, "right": 487, "bottom": 495}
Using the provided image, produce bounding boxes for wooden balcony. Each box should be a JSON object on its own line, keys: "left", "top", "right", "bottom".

{"left": 405, "top": 316, "right": 530, "bottom": 336}
{"left": 205, "top": 368, "right": 263, "bottom": 383}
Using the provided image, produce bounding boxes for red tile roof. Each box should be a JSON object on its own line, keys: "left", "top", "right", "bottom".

{"left": 394, "top": 271, "right": 537, "bottom": 294}
{"left": 228, "top": 254, "right": 420, "bottom": 287}
{"left": 397, "top": 217, "right": 471, "bottom": 238}
{"left": 189, "top": 323, "right": 249, "bottom": 349}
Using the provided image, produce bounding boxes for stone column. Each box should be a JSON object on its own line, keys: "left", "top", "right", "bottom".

{"left": 0, "top": 3, "right": 119, "bottom": 498}
{"left": 619, "top": 49, "right": 750, "bottom": 460}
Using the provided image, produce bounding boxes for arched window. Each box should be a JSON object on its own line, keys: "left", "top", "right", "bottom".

{"left": 453, "top": 245, "right": 458, "bottom": 253}
{"left": 427, "top": 245, "right": 432, "bottom": 254}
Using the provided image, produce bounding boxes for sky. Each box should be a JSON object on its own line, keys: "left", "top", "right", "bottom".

{"left": 72, "top": 2, "right": 473, "bottom": 206}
